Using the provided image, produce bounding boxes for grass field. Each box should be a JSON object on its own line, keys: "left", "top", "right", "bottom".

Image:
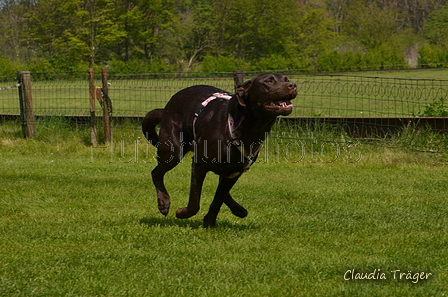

{"left": 1, "top": 124, "right": 447, "bottom": 296}
{"left": 2, "top": 69, "right": 448, "bottom": 118}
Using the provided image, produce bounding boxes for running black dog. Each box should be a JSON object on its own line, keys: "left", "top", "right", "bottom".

{"left": 142, "top": 73, "right": 297, "bottom": 227}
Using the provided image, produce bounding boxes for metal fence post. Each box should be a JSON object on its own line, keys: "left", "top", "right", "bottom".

{"left": 88, "top": 68, "right": 98, "bottom": 146}
{"left": 101, "top": 67, "right": 111, "bottom": 143}
{"left": 233, "top": 70, "right": 244, "bottom": 93}
{"left": 17, "top": 71, "right": 35, "bottom": 138}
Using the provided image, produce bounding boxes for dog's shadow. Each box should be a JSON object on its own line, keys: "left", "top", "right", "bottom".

{"left": 139, "top": 216, "right": 257, "bottom": 230}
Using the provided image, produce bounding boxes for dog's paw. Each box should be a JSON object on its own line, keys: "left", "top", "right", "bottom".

{"left": 158, "top": 205, "right": 169, "bottom": 216}
{"left": 175, "top": 207, "right": 197, "bottom": 219}
{"left": 157, "top": 197, "right": 170, "bottom": 216}
{"left": 203, "top": 217, "right": 217, "bottom": 228}
{"left": 231, "top": 207, "right": 248, "bottom": 218}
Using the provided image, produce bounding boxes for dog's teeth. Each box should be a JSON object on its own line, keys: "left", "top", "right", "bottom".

{"left": 268, "top": 101, "right": 289, "bottom": 107}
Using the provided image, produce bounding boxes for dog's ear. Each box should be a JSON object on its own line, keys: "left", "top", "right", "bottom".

{"left": 236, "top": 80, "right": 252, "bottom": 107}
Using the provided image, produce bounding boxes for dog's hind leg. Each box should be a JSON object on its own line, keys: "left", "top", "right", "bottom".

{"left": 224, "top": 194, "right": 248, "bottom": 218}
{"left": 203, "top": 175, "right": 241, "bottom": 228}
{"left": 151, "top": 139, "right": 184, "bottom": 216}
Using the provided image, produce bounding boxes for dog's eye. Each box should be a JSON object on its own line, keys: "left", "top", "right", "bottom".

{"left": 265, "top": 79, "right": 274, "bottom": 84}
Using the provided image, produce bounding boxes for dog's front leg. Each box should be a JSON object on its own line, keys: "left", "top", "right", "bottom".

{"left": 176, "top": 162, "right": 207, "bottom": 219}
{"left": 203, "top": 175, "right": 241, "bottom": 228}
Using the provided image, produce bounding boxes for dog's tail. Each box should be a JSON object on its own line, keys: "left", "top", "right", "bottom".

{"left": 142, "top": 108, "right": 164, "bottom": 147}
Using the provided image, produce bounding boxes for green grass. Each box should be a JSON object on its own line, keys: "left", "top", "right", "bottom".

{"left": 0, "top": 124, "right": 447, "bottom": 296}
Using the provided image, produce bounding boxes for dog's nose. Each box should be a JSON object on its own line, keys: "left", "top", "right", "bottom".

{"left": 288, "top": 82, "right": 297, "bottom": 90}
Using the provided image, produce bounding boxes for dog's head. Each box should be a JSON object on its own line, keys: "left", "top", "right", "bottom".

{"left": 236, "top": 73, "right": 297, "bottom": 116}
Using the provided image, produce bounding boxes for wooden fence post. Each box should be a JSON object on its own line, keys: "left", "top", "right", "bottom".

{"left": 233, "top": 70, "right": 244, "bottom": 93}
{"left": 88, "top": 68, "right": 98, "bottom": 146}
{"left": 17, "top": 71, "right": 35, "bottom": 138}
{"left": 101, "top": 67, "right": 111, "bottom": 143}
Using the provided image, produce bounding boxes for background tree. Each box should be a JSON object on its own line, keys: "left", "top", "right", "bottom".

{"left": 342, "top": 2, "right": 402, "bottom": 49}
{"left": 129, "top": 0, "right": 176, "bottom": 61}
{"left": 0, "top": 0, "right": 30, "bottom": 63}
{"left": 423, "top": 4, "right": 448, "bottom": 49}
{"left": 169, "top": 0, "right": 218, "bottom": 71}
{"left": 1, "top": 0, "right": 448, "bottom": 73}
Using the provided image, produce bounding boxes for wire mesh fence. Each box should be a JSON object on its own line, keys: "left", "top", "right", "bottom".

{"left": 104, "top": 72, "right": 236, "bottom": 118}
{"left": 288, "top": 74, "right": 448, "bottom": 117}
{"left": 1, "top": 70, "right": 448, "bottom": 153}
{"left": 0, "top": 75, "right": 20, "bottom": 116}
{"left": 0, "top": 72, "right": 237, "bottom": 119}
{"left": 2, "top": 71, "right": 448, "bottom": 118}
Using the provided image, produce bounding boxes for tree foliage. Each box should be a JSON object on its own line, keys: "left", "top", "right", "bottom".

{"left": 0, "top": 0, "right": 448, "bottom": 73}
{"left": 424, "top": 4, "right": 448, "bottom": 49}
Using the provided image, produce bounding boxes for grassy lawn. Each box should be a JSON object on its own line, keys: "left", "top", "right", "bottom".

{"left": 0, "top": 124, "right": 447, "bottom": 296}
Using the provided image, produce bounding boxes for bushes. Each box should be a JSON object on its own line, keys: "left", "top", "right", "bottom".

{"left": 415, "top": 98, "right": 448, "bottom": 117}
{"left": 316, "top": 43, "right": 408, "bottom": 72}
{"left": 109, "top": 58, "right": 176, "bottom": 73}
{"left": 255, "top": 55, "right": 295, "bottom": 71}
{"left": 199, "top": 47, "right": 409, "bottom": 73}
{"left": 0, "top": 55, "right": 20, "bottom": 76}
{"left": 419, "top": 43, "right": 448, "bottom": 68}
{"left": 200, "top": 55, "right": 249, "bottom": 73}
{"left": 2, "top": 45, "right": 447, "bottom": 74}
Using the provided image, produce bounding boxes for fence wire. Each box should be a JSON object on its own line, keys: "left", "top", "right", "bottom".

{"left": 2, "top": 72, "right": 448, "bottom": 118}
{"left": 287, "top": 74, "right": 448, "bottom": 117}
{"left": 1, "top": 71, "right": 448, "bottom": 153}
{"left": 0, "top": 76, "right": 20, "bottom": 116}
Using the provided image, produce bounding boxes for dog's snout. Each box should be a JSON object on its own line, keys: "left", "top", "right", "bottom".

{"left": 288, "top": 82, "right": 297, "bottom": 90}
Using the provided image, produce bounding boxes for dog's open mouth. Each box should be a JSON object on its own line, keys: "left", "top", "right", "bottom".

{"left": 265, "top": 99, "right": 293, "bottom": 111}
